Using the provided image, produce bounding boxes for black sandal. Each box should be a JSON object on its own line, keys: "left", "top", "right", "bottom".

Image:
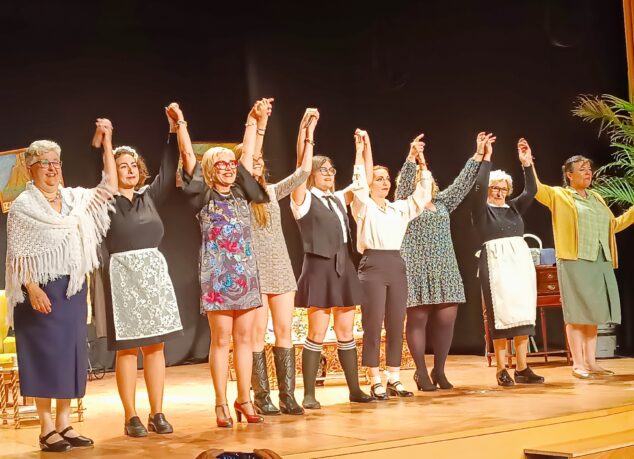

{"left": 39, "top": 430, "right": 72, "bottom": 453}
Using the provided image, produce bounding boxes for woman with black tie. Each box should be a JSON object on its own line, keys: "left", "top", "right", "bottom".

{"left": 291, "top": 119, "right": 373, "bottom": 409}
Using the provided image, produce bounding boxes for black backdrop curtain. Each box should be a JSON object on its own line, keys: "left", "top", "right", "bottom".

{"left": 0, "top": 1, "right": 632, "bottom": 370}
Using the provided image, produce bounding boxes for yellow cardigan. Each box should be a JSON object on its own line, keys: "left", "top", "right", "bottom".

{"left": 533, "top": 168, "right": 634, "bottom": 268}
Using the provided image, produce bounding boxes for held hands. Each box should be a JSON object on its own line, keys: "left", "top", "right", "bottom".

{"left": 250, "top": 98, "right": 274, "bottom": 123}
{"left": 354, "top": 128, "right": 369, "bottom": 153}
{"left": 165, "top": 102, "right": 185, "bottom": 132}
{"left": 517, "top": 138, "right": 533, "bottom": 167}
{"left": 304, "top": 108, "right": 319, "bottom": 138}
{"left": 26, "top": 284, "right": 52, "bottom": 314}
{"left": 476, "top": 132, "right": 495, "bottom": 159}
{"left": 92, "top": 118, "right": 113, "bottom": 148}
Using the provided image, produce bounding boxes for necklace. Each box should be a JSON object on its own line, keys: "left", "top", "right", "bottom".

{"left": 38, "top": 188, "right": 61, "bottom": 203}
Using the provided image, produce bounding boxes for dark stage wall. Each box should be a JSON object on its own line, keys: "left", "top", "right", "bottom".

{"left": 1, "top": 1, "right": 632, "bottom": 369}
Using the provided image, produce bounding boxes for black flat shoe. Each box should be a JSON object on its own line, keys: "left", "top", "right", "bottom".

{"left": 349, "top": 391, "right": 375, "bottom": 403}
{"left": 59, "top": 426, "right": 94, "bottom": 447}
{"left": 148, "top": 413, "right": 174, "bottom": 434}
{"left": 496, "top": 369, "right": 515, "bottom": 387}
{"left": 514, "top": 366, "right": 545, "bottom": 384}
{"left": 386, "top": 381, "right": 414, "bottom": 397}
{"left": 414, "top": 371, "right": 437, "bottom": 391}
{"left": 370, "top": 383, "right": 390, "bottom": 400}
{"left": 124, "top": 415, "right": 148, "bottom": 437}
{"left": 430, "top": 368, "right": 454, "bottom": 390}
{"left": 39, "top": 431, "right": 72, "bottom": 453}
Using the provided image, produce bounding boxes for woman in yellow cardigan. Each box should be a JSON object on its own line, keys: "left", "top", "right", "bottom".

{"left": 534, "top": 152, "right": 634, "bottom": 379}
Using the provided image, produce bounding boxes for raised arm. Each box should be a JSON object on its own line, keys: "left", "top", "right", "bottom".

{"left": 510, "top": 138, "right": 537, "bottom": 214}
{"left": 94, "top": 118, "right": 118, "bottom": 191}
{"left": 273, "top": 110, "right": 318, "bottom": 201}
{"left": 170, "top": 104, "right": 197, "bottom": 177}
{"left": 291, "top": 108, "right": 318, "bottom": 207}
{"left": 395, "top": 133, "right": 425, "bottom": 200}
{"left": 436, "top": 132, "right": 486, "bottom": 212}
{"left": 145, "top": 103, "right": 182, "bottom": 206}
{"left": 392, "top": 140, "right": 433, "bottom": 220}
{"left": 241, "top": 98, "right": 273, "bottom": 174}
{"left": 473, "top": 132, "right": 495, "bottom": 211}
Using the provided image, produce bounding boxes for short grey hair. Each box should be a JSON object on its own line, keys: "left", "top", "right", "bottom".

{"left": 24, "top": 140, "right": 61, "bottom": 167}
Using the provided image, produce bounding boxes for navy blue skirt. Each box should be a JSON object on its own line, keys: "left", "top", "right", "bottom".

{"left": 14, "top": 276, "right": 88, "bottom": 399}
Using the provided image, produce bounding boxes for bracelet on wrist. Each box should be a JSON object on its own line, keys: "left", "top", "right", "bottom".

{"left": 305, "top": 139, "right": 315, "bottom": 146}
{"left": 177, "top": 120, "right": 187, "bottom": 126}
{"left": 245, "top": 121, "right": 256, "bottom": 127}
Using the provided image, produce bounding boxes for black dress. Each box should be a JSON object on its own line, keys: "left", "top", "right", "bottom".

{"left": 101, "top": 134, "right": 183, "bottom": 350}
{"left": 472, "top": 161, "right": 537, "bottom": 339}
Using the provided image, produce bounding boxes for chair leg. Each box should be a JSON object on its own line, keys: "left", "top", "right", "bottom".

{"left": 540, "top": 306, "right": 548, "bottom": 363}
{"left": 481, "top": 290, "right": 493, "bottom": 367}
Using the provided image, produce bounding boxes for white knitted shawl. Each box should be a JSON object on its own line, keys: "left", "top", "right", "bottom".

{"left": 5, "top": 175, "right": 115, "bottom": 325}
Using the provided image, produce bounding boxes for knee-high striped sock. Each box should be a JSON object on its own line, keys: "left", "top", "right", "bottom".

{"left": 337, "top": 339, "right": 364, "bottom": 396}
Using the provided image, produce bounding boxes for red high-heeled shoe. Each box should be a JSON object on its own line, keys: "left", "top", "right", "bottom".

{"left": 215, "top": 404, "right": 234, "bottom": 428}
{"left": 233, "top": 400, "right": 264, "bottom": 424}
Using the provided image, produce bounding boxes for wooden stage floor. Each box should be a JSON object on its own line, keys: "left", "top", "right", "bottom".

{"left": 3, "top": 355, "right": 634, "bottom": 458}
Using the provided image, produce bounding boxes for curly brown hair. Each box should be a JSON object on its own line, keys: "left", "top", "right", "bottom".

{"left": 113, "top": 147, "right": 149, "bottom": 190}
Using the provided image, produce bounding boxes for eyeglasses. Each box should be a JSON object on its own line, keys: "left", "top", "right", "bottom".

{"left": 489, "top": 186, "right": 508, "bottom": 194}
{"left": 32, "top": 159, "right": 62, "bottom": 169}
{"left": 214, "top": 160, "right": 239, "bottom": 171}
{"left": 318, "top": 167, "right": 336, "bottom": 176}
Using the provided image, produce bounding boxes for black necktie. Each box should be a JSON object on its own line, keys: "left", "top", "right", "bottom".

{"left": 324, "top": 195, "right": 337, "bottom": 213}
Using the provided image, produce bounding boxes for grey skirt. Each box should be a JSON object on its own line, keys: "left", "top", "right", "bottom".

{"left": 557, "top": 251, "right": 621, "bottom": 325}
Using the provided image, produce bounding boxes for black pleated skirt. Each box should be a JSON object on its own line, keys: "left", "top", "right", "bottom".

{"left": 295, "top": 248, "right": 364, "bottom": 308}
{"left": 13, "top": 276, "right": 88, "bottom": 399}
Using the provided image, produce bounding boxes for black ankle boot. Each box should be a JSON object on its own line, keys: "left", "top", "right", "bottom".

{"left": 302, "top": 346, "right": 322, "bottom": 409}
{"left": 273, "top": 347, "right": 304, "bottom": 415}
{"left": 514, "top": 366, "right": 545, "bottom": 384}
{"left": 414, "top": 370, "right": 437, "bottom": 391}
{"left": 430, "top": 368, "right": 454, "bottom": 390}
{"left": 496, "top": 368, "right": 515, "bottom": 387}
{"left": 337, "top": 344, "right": 374, "bottom": 403}
{"left": 251, "top": 351, "right": 280, "bottom": 415}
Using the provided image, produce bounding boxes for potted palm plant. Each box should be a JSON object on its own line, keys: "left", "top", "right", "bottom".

{"left": 572, "top": 94, "right": 634, "bottom": 206}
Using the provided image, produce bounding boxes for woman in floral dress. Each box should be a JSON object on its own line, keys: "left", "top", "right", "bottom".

{"left": 180, "top": 99, "right": 271, "bottom": 428}
{"left": 395, "top": 132, "right": 485, "bottom": 391}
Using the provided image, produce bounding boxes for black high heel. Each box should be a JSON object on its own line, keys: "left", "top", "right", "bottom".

{"left": 414, "top": 371, "right": 437, "bottom": 392}
{"left": 430, "top": 368, "right": 454, "bottom": 390}
{"left": 386, "top": 381, "right": 414, "bottom": 397}
{"left": 370, "top": 383, "right": 390, "bottom": 400}
{"left": 39, "top": 431, "right": 72, "bottom": 453}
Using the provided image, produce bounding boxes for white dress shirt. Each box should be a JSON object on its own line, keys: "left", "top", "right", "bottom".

{"left": 351, "top": 164, "right": 432, "bottom": 253}
{"left": 291, "top": 187, "right": 350, "bottom": 243}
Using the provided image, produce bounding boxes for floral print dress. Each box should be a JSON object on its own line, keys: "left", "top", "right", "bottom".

{"left": 182, "top": 163, "right": 269, "bottom": 312}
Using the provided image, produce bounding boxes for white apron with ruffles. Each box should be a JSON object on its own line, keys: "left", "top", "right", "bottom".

{"left": 485, "top": 236, "right": 536, "bottom": 330}
{"left": 109, "top": 247, "right": 182, "bottom": 341}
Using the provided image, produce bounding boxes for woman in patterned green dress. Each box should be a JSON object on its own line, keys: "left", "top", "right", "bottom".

{"left": 395, "top": 133, "right": 485, "bottom": 391}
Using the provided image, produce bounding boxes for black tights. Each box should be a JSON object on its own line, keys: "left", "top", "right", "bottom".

{"left": 405, "top": 304, "right": 458, "bottom": 375}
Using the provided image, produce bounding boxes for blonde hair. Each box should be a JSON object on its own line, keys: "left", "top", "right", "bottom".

{"left": 307, "top": 155, "right": 335, "bottom": 192}
{"left": 489, "top": 169, "right": 513, "bottom": 195}
{"left": 233, "top": 143, "right": 269, "bottom": 228}
{"left": 201, "top": 147, "right": 235, "bottom": 188}
{"left": 114, "top": 146, "right": 149, "bottom": 190}
{"left": 25, "top": 140, "right": 61, "bottom": 167}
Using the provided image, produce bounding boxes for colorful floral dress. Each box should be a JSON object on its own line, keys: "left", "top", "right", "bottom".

{"left": 182, "top": 163, "right": 269, "bottom": 312}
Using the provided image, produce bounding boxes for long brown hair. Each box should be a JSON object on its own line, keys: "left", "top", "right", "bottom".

{"left": 233, "top": 143, "right": 269, "bottom": 228}
{"left": 113, "top": 146, "right": 149, "bottom": 190}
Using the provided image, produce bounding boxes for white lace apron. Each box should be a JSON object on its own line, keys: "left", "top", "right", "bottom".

{"left": 485, "top": 236, "right": 537, "bottom": 330}
{"left": 109, "top": 247, "right": 182, "bottom": 341}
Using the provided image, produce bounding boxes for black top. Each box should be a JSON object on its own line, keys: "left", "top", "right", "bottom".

{"left": 100, "top": 133, "right": 179, "bottom": 254}
{"left": 472, "top": 161, "right": 536, "bottom": 245}
{"left": 181, "top": 162, "right": 269, "bottom": 211}
{"left": 296, "top": 192, "right": 351, "bottom": 259}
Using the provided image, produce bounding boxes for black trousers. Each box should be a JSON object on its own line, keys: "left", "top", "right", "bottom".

{"left": 358, "top": 250, "right": 408, "bottom": 368}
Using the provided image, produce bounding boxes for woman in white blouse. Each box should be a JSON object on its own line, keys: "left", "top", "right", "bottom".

{"left": 351, "top": 131, "right": 433, "bottom": 399}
